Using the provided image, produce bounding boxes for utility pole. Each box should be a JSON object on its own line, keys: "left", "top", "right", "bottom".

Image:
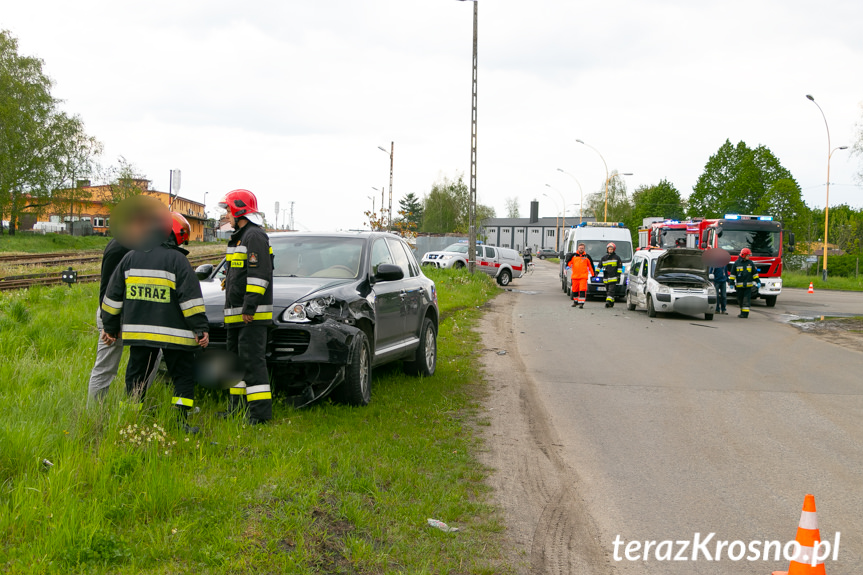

{"left": 468, "top": 0, "right": 478, "bottom": 273}
{"left": 388, "top": 142, "right": 394, "bottom": 232}
{"left": 290, "top": 201, "right": 295, "bottom": 231}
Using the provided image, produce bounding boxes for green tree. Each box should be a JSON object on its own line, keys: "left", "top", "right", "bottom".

{"left": 96, "top": 156, "right": 150, "bottom": 208}
{"left": 397, "top": 192, "right": 423, "bottom": 228}
{"left": 421, "top": 174, "right": 495, "bottom": 234}
{"left": 630, "top": 179, "right": 685, "bottom": 223}
{"left": 689, "top": 139, "right": 796, "bottom": 217}
{"left": 505, "top": 196, "right": 520, "bottom": 218}
{"left": 756, "top": 178, "right": 807, "bottom": 246}
{"left": 0, "top": 30, "right": 101, "bottom": 235}
{"left": 584, "top": 172, "right": 632, "bottom": 224}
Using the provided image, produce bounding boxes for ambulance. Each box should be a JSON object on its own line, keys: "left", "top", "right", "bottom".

{"left": 559, "top": 222, "right": 634, "bottom": 300}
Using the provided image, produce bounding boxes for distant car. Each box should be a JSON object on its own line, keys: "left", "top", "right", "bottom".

{"left": 197, "top": 232, "right": 439, "bottom": 407}
{"left": 421, "top": 242, "right": 523, "bottom": 286}
{"left": 625, "top": 248, "right": 717, "bottom": 320}
{"left": 536, "top": 248, "right": 558, "bottom": 259}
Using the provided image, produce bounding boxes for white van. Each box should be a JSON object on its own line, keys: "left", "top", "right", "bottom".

{"left": 558, "top": 222, "right": 634, "bottom": 300}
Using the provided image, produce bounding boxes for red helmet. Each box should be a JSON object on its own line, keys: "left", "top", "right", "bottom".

{"left": 170, "top": 212, "right": 191, "bottom": 245}
{"left": 218, "top": 189, "right": 259, "bottom": 218}
{"left": 739, "top": 248, "right": 752, "bottom": 257}
{"left": 607, "top": 242, "right": 616, "bottom": 250}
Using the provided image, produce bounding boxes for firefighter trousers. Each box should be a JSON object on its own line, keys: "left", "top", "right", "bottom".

{"left": 227, "top": 324, "right": 272, "bottom": 422}
{"left": 125, "top": 346, "right": 196, "bottom": 409}
{"left": 737, "top": 287, "right": 752, "bottom": 318}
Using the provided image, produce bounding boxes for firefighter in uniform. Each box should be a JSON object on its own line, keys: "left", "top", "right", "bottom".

{"left": 218, "top": 189, "right": 274, "bottom": 424}
{"left": 729, "top": 247, "right": 760, "bottom": 319}
{"left": 568, "top": 243, "right": 594, "bottom": 308}
{"left": 100, "top": 211, "right": 209, "bottom": 433}
{"left": 600, "top": 242, "right": 622, "bottom": 308}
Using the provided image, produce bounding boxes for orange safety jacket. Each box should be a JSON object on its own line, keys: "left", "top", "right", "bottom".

{"left": 568, "top": 254, "right": 594, "bottom": 281}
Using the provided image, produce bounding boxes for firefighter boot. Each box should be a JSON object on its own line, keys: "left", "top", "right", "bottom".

{"left": 578, "top": 303, "right": 585, "bottom": 309}
{"left": 176, "top": 407, "right": 200, "bottom": 435}
{"left": 571, "top": 301, "right": 577, "bottom": 307}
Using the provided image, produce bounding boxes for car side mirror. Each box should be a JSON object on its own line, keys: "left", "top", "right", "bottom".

{"left": 195, "top": 263, "right": 214, "bottom": 280}
{"left": 374, "top": 263, "right": 404, "bottom": 282}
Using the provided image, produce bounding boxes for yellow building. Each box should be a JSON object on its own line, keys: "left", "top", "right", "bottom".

{"left": 43, "top": 179, "right": 208, "bottom": 241}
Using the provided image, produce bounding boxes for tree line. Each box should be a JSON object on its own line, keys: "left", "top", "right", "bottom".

{"left": 1, "top": 30, "right": 148, "bottom": 236}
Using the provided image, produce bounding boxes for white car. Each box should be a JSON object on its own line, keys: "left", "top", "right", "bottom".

{"left": 626, "top": 248, "right": 717, "bottom": 320}
{"left": 421, "top": 242, "right": 523, "bottom": 286}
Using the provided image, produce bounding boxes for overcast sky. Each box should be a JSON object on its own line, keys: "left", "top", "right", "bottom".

{"left": 4, "top": 0, "right": 862, "bottom": 230}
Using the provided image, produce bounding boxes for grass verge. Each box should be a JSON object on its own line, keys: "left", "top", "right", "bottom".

{"left": 782, "top": 270, "right": 863, "bottom": 292}
{"left": 0, "top": 268, "right": 508, "bottom": 574}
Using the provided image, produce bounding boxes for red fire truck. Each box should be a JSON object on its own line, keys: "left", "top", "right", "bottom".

{"left": 686, "top": 214, "right": 792, "bottom": 307}
{"left": 638, "top": 220, "right": 694, "bottom": 249}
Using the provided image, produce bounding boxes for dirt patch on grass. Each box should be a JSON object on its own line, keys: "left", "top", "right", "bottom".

{"left": 793, "top": 317, "right": 863, "bottom": 353}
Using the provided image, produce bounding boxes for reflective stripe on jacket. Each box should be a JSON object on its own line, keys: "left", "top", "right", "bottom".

{"left": 224, "top": 222, "right": 274, "bottom": 328}
{"left": 600, "top": 253, "right": 622, "bottom": 284}
{"left": 101, "top": 244, "right": 208, "bottom": 349}
{"left": 729, "top": 258, "right": 760, "bottom": 288}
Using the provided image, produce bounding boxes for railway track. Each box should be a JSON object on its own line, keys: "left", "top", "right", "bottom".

{"left": 0, "top": 253, "right": 225, "bottom": 292}
{"left": 0, "top": 251, "right": 105, "bottom": 265}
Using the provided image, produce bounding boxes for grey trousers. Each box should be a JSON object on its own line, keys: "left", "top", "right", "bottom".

{"left": 87, "top": 309, "right": 161, "bottom": 403}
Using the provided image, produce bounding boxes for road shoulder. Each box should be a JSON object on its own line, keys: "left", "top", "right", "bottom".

{"left": 476, "top": 290, "right": 613, "bottom": 575}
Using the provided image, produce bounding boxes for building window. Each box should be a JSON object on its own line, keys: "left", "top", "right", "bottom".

{"left": 547, "top": 230, "right": 554, "bottom": 237}
{"left": 94, "top": 217, "right": 106, "bottom": 228}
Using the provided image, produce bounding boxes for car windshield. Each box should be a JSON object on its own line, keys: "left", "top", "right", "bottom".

{"left": 717, "top": 230, "right": 780, "bottom": 257}
{"left": 443, "top": 243, "right": 470, "bottom": 254}
{"left": 578, "top": 240, "right": 633, "bottom": 262}
{"left": 272, "top": 237, "right": 365, "bottom": 279}
{"left": 659, "top": 229, "right": 687, "bottom": 248}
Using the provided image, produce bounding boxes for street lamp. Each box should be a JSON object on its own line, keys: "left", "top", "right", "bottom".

{"left": 557, "top": 168, "right": 584, "bottom": 223}
{"left": 542, "top": 192, "right": 563, "bottom": 251}
{"left": 806, "top": 94, "right": 848, "bottom": 281}
{"left": 575, "top": 140, "right": 633, "bottom": 222}
{"left": 377, "top": 144, "right": 394, "bottom": 232}
{"left": 544, "top": 184, "right": 566, "bottom": 231}
{"left": 367, "top": 195, "right": 375, "bottom": 214}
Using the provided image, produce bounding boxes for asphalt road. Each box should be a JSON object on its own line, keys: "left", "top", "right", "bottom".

{"left": 479, "top": 260, "right": 863, "bottom": 575}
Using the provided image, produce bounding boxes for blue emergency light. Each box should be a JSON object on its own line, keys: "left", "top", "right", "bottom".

{"left": 758, "top": 216, "right": 773, "bottom": 221}
{"left": 724, "top": 214, "right": 740, "bottom": 220}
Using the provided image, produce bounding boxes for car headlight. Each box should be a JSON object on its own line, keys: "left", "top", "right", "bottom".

{"left": 441, "top": 255, "right": 454, "bottom": 260}
{"left": 657, "top": 284, "right": 671, "bottom": 294}
{"left": 283, "top": 296, "right": 337, "bottom": 323}
{"left": 707, "top": 284, "right": 716, "bottom": 295}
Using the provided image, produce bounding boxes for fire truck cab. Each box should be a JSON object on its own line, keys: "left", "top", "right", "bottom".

{"left": 688, "top": 214, "right": 790, "bottom": 307}
{"left": 638, "top": 220, "right": 693, "bottom": 249}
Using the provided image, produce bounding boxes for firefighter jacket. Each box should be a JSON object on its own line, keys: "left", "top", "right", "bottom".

{"left": 101, "top": 243, "right": 208, "bottom": 349}
{"left": 224, "top": 222, "right": 274, "bottom": 328}
{"left": 729, "top": 258, "right": 760, "bottom": 288}
{"left": 568, "top": 253, "right": 594, "bottom": 281}
{"left": 600, "top": 253, "right": 622, "bottom": 284}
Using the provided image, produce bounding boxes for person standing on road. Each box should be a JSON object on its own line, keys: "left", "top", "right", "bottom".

{"left": 218, "top": 189, "right": 274, "bottom": 424}
{"left": 729, "top": 248, "right": 760, "bottom": 319}
{"left": 101, "top": 211, "right": 209, "bottom": 433}
{"left": 568, "top": 243, "right": 594, "bottom": 309}
{"left": 600, "top": 242, "right": 622, "bottom": 308}
{"left": 710, "top": 264, "right": 728, "bottom": 315}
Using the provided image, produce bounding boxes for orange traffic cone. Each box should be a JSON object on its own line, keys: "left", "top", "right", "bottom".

{"left": 808, "top": 282, "right": 814, "bottom": 294}
{"left": 772, "top": 494, "right": 826, "bottom": 575}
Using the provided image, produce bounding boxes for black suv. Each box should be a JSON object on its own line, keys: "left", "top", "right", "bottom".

{"left": 536, "top": 248, "right": 558, "bottom": 259}
{"left": 197, "top": 232, "right": 439, "bottom": 407}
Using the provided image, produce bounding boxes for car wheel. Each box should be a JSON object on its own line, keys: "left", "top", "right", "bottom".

{"left": 453, "top": 260, "right": 465, "bottom": 270}
{"left": 332, "top": 331, "right": 371, "bottom": 406}
{"left": 647, "top": 295, "right": 657, "bottom": 318}
{"left": 539, "top": 255, "right": 545, "bottom": 260}
{"left": 626, "top": 291, "right": 636, "bottom": 311}
{"left": 765, "top": 295, "right": 777, "bottom": 307}
{"left": 705, "top": 313, "right": 714, "bottom": 320}
{"left": 403, "top": 317, "right": 437, "bottom": 377}
{"left": 497, "top": 269, "right": 512, "bottom": 286}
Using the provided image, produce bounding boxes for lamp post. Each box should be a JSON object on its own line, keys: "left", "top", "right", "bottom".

{"left": 806, "top": 94, "right": 848, "bottom": 281}
{"left": 367, "top": 195, "right": 375, "bottom": 214}
{"left": 377, "top": 144, "right": 394, "bottom": 232}
{"left": 543, "top": 192, "right": 563, "bottom": 251}
{"left": 544, "top": 184, "right": 566, "bottom": 232}
{"left": 557, "top": 168, "right": 583, "bottom": 223}
{"left": 575, "top": 140, "right": 633, "bottom": 222}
